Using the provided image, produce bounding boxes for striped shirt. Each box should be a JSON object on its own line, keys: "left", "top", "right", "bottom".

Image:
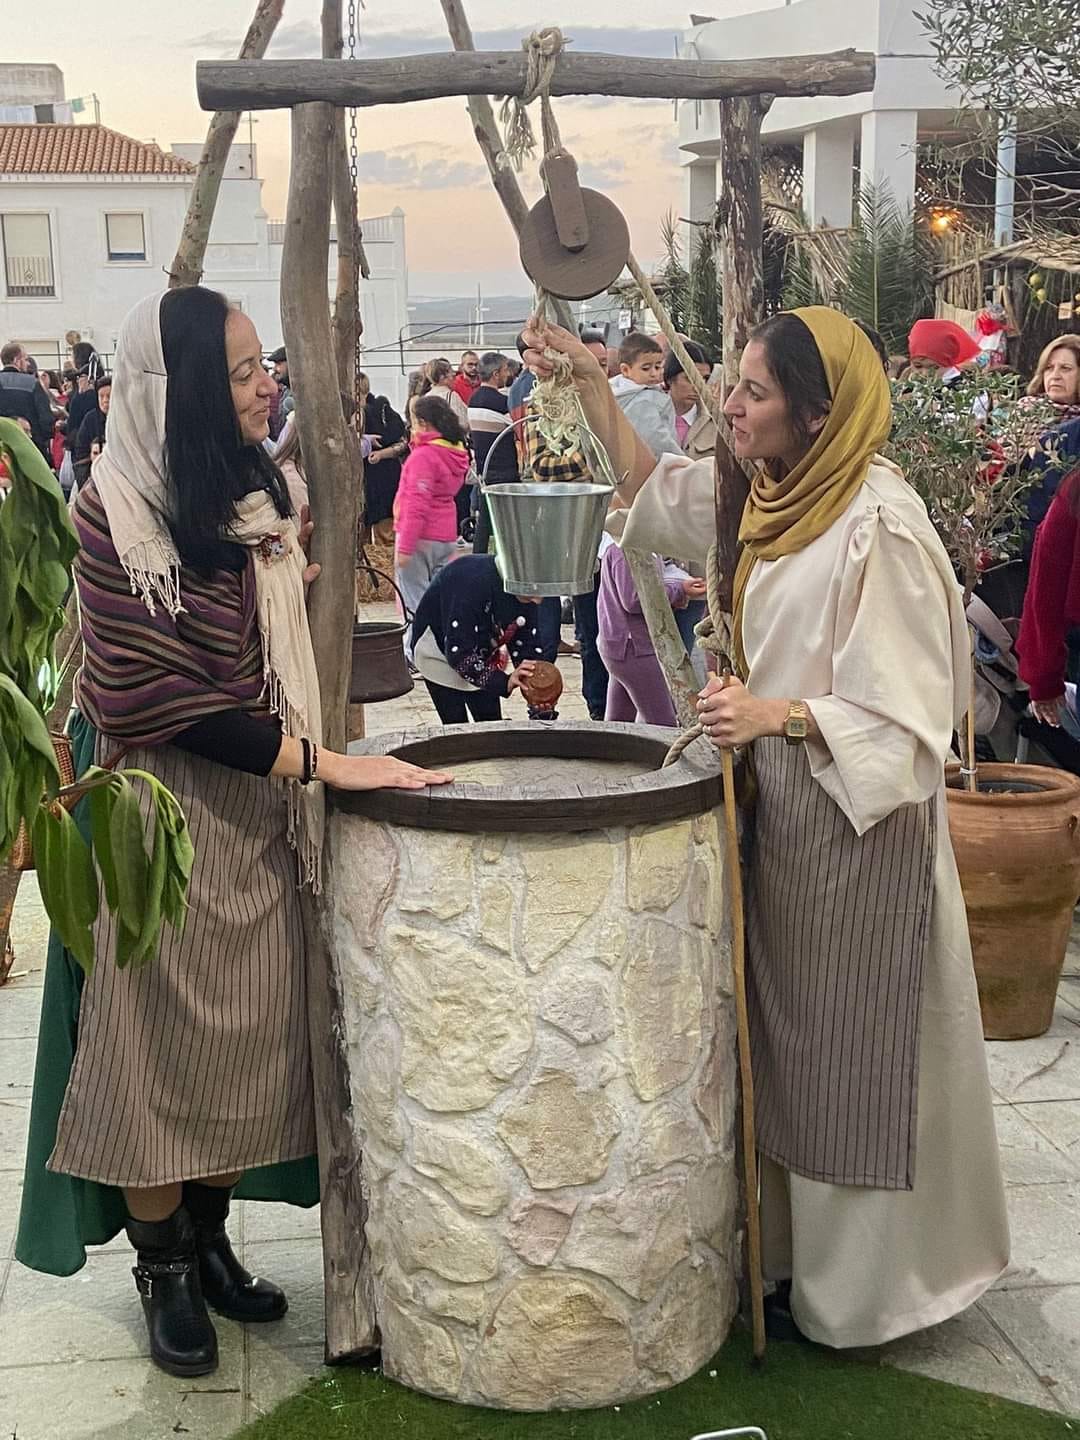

{"left": 468, "top": 384, "right": 518, "bottom": 482}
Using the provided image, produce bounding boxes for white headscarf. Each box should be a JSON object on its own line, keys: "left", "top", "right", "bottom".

{"left": 92, "top": 290, "right": 324, "bottom": 888}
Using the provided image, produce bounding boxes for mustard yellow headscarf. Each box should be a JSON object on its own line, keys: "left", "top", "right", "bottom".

{"left": 731, "top": 306, "right": 892, "bottom": 677}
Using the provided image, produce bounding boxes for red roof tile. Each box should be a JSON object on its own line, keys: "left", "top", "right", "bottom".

{"left": 0, "top": 124, "right": 195, "bottom": 176}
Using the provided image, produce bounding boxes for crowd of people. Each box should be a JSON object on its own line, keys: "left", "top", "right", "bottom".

{"left": 12, "top": 278, "right": 1080, "bottom": 1381}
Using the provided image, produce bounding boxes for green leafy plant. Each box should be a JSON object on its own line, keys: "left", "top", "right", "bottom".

{"left": 0, "top": 417, "right": 193, "bottom": 972}
{"left": 886, "top": 371, "right": 1060, "bottom": 600}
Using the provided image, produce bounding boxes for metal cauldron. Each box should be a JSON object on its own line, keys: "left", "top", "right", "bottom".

{"left": 481, "top": 421, "right": 613, "bottom": 597}
{"left": 350, "top": 562, "right": 414, "bottom": 705}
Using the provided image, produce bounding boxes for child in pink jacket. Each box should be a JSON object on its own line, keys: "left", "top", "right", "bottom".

{"left": 394, "top": 394, "right": 470, "bottom": 650}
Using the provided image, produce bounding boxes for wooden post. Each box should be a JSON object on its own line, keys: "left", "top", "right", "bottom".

{"left": 717, "top": 95, "right": 771, "bottom": 389}
{"left": 281, "top": 101, "right": 375, "bottom": 1363}
{"left": 168, "top": 0, "right": 284, "bottom": 289}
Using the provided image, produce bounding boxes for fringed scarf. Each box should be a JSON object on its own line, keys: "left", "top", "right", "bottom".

{"left": 76, "top": 290, "right": 324, "bottom": 889}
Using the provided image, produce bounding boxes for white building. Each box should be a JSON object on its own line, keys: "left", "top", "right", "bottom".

{"left": 0, "top": 119, "right": 410, "bottom": 408}
{"left": 679, "top": 0, "right": 963, "bottom": 234}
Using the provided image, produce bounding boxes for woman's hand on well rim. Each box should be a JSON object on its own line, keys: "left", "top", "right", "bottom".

{"left": 319, "top": 751, "right": 453, "bottom": 791}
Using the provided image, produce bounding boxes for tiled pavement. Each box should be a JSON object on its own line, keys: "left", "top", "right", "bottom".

{"left": 2, "top": 616, "right": 1079, "bottom": 1433}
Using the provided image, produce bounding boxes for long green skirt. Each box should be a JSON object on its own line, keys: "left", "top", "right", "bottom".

{"left": 15, "top": 714, "right": 319, "bottom": 1277}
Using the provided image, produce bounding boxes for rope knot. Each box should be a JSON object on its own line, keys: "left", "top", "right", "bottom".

{"left": 499, "top": 27, "right": 569, "bottom": 171}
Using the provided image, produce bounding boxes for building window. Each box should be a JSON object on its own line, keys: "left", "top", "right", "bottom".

{"left": 1, "top": 213, "right": 55, "bottom": 297}
{"left": 105, "top": 212, "right": 146, "bottom": 262}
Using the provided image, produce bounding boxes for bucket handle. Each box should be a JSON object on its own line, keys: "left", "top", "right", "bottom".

{"left": 357, "top": 549, "right": 413, "bottom": 623}
{"left": 479, "top": 413, "right": 615, "bottom": 492}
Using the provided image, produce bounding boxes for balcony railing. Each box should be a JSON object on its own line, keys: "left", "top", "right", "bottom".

{"left": 266, "top": 214, "right": 399, "bottom": 246}
{"left": 4, "top": 253, "right": 55, "bottom": 297}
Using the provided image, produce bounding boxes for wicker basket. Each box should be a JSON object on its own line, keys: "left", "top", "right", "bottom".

{"left": 10, "top": 733, "right": 76, "bottom": 872}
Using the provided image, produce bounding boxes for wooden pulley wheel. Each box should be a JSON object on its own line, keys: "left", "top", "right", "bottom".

{"left": 519, "top": 188, "right": 630, "bottom": 301}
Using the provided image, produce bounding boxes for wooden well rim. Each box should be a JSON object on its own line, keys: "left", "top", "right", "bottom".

{"left": 333, "top": 721, "right": 724, "bottom": 833}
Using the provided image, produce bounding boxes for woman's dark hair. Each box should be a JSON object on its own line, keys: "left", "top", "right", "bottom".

{"left": 41, "top": 368, "right": 62, "bottom": 391}
{"left": 853, "top": 319, "right": 890, "bottom": 373}
{"left": 94, "top": 372, "right": 112, "bottom": 393}
{"left": 71, "top": 341, "right": 97, "bottom": 370}
{"left": 662, "top": 339, "right": 710, "bottom": 387}
{"left": 159, "top": 286, "right": 290, "bottom": 574}
{"left": 750, "top": 313, "right": 832, "bottom": 451}
{"left": 413, "top": 394, "right": 466, "bottom": 444}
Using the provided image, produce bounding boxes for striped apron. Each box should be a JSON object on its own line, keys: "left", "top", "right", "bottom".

{"left": 49, "top": 737, "right": 316, "bottom": 1188}
{"left": 746, "top": 736, "right": 937, "bottom": 1191}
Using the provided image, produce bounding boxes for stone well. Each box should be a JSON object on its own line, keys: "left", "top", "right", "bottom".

{"left": 329, "top": 722, "right": 738, "bottom": 1411}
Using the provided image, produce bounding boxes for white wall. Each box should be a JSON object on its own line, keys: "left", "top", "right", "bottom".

{"left": 0, "top": 159, "right": 409, "bottom": 408}
{"left": 678, "top": 0, "right": 959, "bottom": 150}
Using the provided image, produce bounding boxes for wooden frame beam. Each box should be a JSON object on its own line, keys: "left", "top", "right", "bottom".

{"left": 197, "top": 49, "right": 875, "bottom": 111}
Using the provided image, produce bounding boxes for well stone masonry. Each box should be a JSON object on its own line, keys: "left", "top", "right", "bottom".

{"left": 330, "top": 808, "right": 738, "bottom": 1410}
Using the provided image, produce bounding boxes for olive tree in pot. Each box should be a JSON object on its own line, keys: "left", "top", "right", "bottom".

{"left": 887, "top": 371, "right": 1080, "bottom": 1038}
{"left": 0, "top": 418, "right": 193, "bottom": 977}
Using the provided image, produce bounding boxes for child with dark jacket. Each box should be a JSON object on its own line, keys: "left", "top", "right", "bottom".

{"left": 410, "top": 554, "right": 560, "bottom": 724}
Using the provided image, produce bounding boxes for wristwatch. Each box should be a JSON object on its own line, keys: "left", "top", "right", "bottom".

{"left": 783, "top": 700, "right": 809, "bottom": 746}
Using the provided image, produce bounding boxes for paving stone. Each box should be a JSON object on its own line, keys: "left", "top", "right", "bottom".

{"left": 981, "top": 1285, "right": 1080, "bottom": 1416}
{"left": 0, "top": 1101, "right": 28, "bottom": 1172}
{"left": 1018, "top": 1100, "right": 1080, "bottom": 1169}
{"left": 0, "top": 1251, "right": 153, "bottom": 1366}
{"left": 236, "top": 1199, "right": 322, "bottom": 1246}
{"left": 243, "top": 1237, "right": 325, "bottom": 1349}
{"left": 0, "top": 1038, "right": 38, "bottom": 1099}
{"left": 994, "top": 1181, "right": 1080, "bottom": 1290}
{"left": 0, "top": 1352, "right": 243, "bottom": 1440}
{"left": 995, "top": 1105, "right": 1080, "bottom": 1186}
{"left": 985, "top": 1034, "right": 1080, "bottom": 1104}
{"left": 244, "top": 1339, "right": 325, "bottom": 1423}
{"left": 878, "top": 1301, "right": 1061, "bottom": 1412}
{"left": 0, "top": 1170, "right": 25, "bottom": 1260}
{"left": 0, "top": 985, "right": 43, "bottom": 1040}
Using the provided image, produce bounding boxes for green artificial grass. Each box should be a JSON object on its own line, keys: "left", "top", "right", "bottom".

{"left": 235, "top": 1329, "right": 1076, "bottom": 1440}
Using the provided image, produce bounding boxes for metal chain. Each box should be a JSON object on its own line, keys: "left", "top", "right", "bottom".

{"left": 347, "top": 0, "right": 363, "bottom": 421}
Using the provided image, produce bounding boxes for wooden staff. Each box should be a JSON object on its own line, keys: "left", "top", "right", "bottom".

{"left": 717, "top": 672, "right": 766, "bottom": 1364}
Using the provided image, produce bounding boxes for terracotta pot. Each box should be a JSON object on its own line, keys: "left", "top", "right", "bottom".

{"left": 946, "top": 762, "right": 1080, "bottom": 1040}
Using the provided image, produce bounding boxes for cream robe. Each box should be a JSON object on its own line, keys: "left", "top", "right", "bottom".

{"left": 617, "top": 455, "right": 1009, "bottom": 1348}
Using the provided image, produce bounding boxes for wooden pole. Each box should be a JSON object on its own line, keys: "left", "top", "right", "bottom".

{"left": 169, "top": 0, "right": 284, "bottom": 289}
{"left": 281, "top": 100, "right": 375, "bottom": 1363}
{"left": 437, "top": 0, "right": 574, "bottom": 334}
{"left": 196, "top": 49, "right": 876, "bottom": 112}
{"left": 718, "top": 95, "right": 771, "bottom": 389}
{"left": 714, "top": 97, "right": 769, "bottom": 1364}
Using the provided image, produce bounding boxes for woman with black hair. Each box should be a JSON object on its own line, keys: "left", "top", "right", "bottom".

{"left": 359, "top": 370, "right": 409, "bottom": 545}
{"left": 523, "top": 308, "right": 1008, "bottom": 1350}
{"left": 17, "top": 287, "right": 449, "bottom": 1379}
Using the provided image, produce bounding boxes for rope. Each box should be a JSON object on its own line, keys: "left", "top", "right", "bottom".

{"left": 499, "top": 28, "right": 569, "bottom": 171}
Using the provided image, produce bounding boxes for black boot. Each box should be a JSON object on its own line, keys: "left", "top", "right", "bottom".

{"left": 126, "top": 1207, "right": 219, "bottom": 1378}
{"left": 184, "top": 1181, "right": 288, "bottom": 1323}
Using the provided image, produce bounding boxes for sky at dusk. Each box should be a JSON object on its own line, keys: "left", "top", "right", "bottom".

{"left": 8, "top": 1, "right": 699, "bottom": 295}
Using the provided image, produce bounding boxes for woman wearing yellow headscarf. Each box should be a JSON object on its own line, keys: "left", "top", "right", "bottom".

{"left": 523, "top": 308, "right": 1008, "bottom": 1350}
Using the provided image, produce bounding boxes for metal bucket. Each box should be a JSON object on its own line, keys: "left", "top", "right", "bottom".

{"left": 485, "top": 482, "right": 612, "bottom": 597}
{"left": 350, "top": 561, "right": 414, "bottom": 705}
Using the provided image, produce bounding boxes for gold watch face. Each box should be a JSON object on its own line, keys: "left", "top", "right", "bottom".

{"left": 786, "top": 718, "right": 809, "bottom": 737}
